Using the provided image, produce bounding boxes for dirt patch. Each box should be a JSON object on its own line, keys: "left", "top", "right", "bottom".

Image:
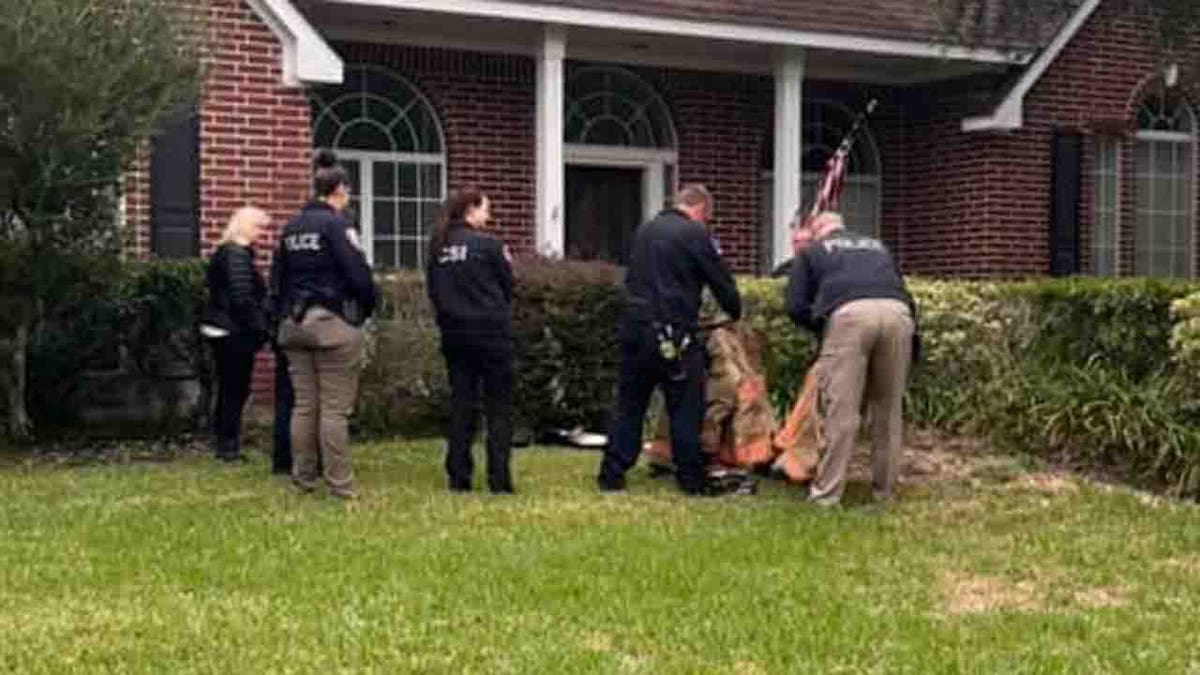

{"left": 1005, "top": 472, "right": 1081, "bottom": 495}
{"left": 732, "top": 661, "right": 768, "bottom": 675}
{"left": 1160, "top": 555, "right": 1200, "bottom": 574}
{"left": 940, "top": 573, "right": 1044, "bottom": 615}
{"left": 842, "top": 429, "right": 1021, "bottom": 489}
{"left": 1073, "top": 586, "right": 1128, "bottom": 609}
{"left": 940, "top": 571, "right": 1133, "bottom": 615}
{"left": 581, "top": 631, "right": 615, "bottom": 653}
{"left": 13, "top": 434, "right": 216, "bottom": 466}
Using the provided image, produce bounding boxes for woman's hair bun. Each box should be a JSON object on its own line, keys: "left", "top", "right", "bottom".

{"left": 313, "top": 148, "right": 338, "bottom": 170}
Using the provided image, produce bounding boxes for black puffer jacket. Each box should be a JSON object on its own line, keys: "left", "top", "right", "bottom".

{"left": 205, "top": 242, "right": 268, "bottom": 340}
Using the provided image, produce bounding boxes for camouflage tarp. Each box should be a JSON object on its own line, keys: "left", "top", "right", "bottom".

{"left": 645, "top": 322, "right": 822, "bottom": 483}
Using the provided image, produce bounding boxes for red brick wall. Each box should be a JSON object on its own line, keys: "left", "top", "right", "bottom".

{"left": 903, "top": 3, "right": 1200, "bottom": 278}
{"left": 337, "top": 44, "right": 538, "bottom": 252}
{"left": 201, "top": 0, "right": 313, "bottom": 400}
{"left": 1023, "top": 4, "right": 1200, "bottom": 278}
{"left": 649, "top": 69, "right": 771, "bottom": 272}
{"left": 122, "top": 0, "right": 314, "bottom": 403}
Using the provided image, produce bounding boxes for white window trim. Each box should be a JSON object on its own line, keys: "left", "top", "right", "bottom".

{"left": 336, "top": 150, "right": 447, "bottom": 268}
{"left": 1133, "top": 134, "right": 1197, "bottom": 279}
{"left": 564, "top": 144, "right": 676, "bottom": 223}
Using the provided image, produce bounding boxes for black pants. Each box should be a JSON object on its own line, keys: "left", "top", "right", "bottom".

{"left": 443, "top": 340, "right": 514, "bottom": 492}
{"left": 212, "top": 334, "right": 259, "bottom": 458}
{"left": 271, "top": 345, "right": 294, "bottom": 473}
{"left": 600, "top": 333, "right": 707, "bottom": 492}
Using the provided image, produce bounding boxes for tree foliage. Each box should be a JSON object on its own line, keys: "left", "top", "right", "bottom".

{"left": 0, "top": 0, "right": 207, "bottom": 439}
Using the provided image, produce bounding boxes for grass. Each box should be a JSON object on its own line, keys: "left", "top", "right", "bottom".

{"left": 2, "top": 440, "right": 1200, "bottom": 674}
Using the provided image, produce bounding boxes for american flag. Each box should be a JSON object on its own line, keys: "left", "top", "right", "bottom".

{"left": 805, "top": 150, "right": 848, "bottom": 226}
{"left": 798, "top": 98, "right": 877, "bottom": 231}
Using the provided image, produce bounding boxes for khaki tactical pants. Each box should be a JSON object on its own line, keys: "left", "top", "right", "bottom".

{"left": 278, "top": 308, "right": 365, "bottom": 496}
{"left": 810, "top": 298, "right": 913, "bottom": 505}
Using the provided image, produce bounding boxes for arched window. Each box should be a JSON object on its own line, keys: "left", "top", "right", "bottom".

{"left": 311, "top": 65, "right": 446, "bottom": 269}
{"left": 562, "top": 66, "right": 678, "bottom": 263}
{"left": 565, "top": 66, "right": 677, "bottom": 149}
{"left": 801, "top": 100, "right": 882, "bottom": 238}
{"left": 1135, "top": 83, "right": 1195, "bottom": 278}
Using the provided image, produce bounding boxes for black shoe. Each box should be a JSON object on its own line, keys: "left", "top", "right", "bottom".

{"left": 270, "top": 465, "right": 292, "bottom": 476}
{"left": 216, "top": 453, "right": 248, "bottom": 463}
{"left": 490, "top": 486, "right": 516, "bottom": 495}
{"left": 597, "top": 475, "right": 626, "bottom": 492}
{"left": 449, "top": 480, "right": 472, "bottom": 493}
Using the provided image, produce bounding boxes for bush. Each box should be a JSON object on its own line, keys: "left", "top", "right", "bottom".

{"left": 1172, "top": 291, "right": 1200, "bottom": 381}
{"left": 360, "top": 259, "right": 624, "bottom": 438}
{"left": 354, "top": 273, "right": 448, "bottom": 437}
{"left": 23, "top": 258, "right": 209, "bottom": 432}
{"left": 510, "top": 259, "right": 623, "bottom": 434}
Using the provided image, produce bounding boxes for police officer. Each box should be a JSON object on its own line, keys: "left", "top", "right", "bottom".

{"left": 426, "top": 188, "right": 515, "bottom": 494}
{"left": 598, "top": 184, "right": 742, "bottom": 495}
{"left": 786, "top": 211, "right": 917, "bottom": 507}
{"left": 270, "top": 149, "right": 377, "bottom": 499}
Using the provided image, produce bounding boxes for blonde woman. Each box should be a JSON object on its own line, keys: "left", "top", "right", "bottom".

{"left": 202, "top": 206, "right": 271, "bottom": 462}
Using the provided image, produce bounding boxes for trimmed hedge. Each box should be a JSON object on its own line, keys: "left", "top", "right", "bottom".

{"left": 355, "top": 260, "right": 624, "bottom": 438}
{"left": 7, "top": 254, "right": 1198, "bottom": 497}
{"left": 363, "top": 269, "right": 1200, "bottom": 497}
{"left": 6, "top": 257, "right": 209, "bottom": 432}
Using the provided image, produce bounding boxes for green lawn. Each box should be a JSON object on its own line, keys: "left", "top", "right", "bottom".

{"left": 2, "top": 440, "right": 1199, "bottom": 674}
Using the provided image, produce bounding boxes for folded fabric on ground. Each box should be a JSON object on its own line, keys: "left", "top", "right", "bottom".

{"left": 644, "top": 322, "right": 822, "bottom": 484}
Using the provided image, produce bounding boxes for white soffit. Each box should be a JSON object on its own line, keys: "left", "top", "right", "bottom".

{"left": 332, "top": 0, "right": 1034, "bottom": 65}
{"left": 962, "top": 0, "right": 1102, "bottom": 132}
{"left": 247, "top": 0, "right": 344, "bottom": 85}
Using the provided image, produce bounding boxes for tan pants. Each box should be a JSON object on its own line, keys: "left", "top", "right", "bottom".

{"left": 810, "top": 299, "right": 913, "bottom": 505}
{"left": 278, "top": 308, "right": 365, "bottom": 496}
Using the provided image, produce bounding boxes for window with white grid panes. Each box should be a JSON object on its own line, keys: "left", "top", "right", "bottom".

{"left": 1134, "top": 85, "right": 1195, "bottom": 279}
{"left": 311, "top": 65, "right": 445, "bottom": 269}
{"left": 1091, "top": 137, "right": 1120, "bottom": 276}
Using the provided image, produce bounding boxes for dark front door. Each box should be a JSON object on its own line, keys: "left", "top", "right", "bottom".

{"left": 565, "top": 166, "right": 642, "bottom": 264}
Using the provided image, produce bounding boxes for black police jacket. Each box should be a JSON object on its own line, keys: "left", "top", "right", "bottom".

{"left": 621, "top": 208, "right": 741, "bottom": 333}
{"left": 270, "top": 201, "right": 377, "bottom": 326}
{"left": 425, "top": 222, "right": 513, "bottom": 343}
{"left": 785, "top": 229, "right": 914, "bottom": 333}
{"left": 204, "top": 242, "right": 267, "bottom": 340}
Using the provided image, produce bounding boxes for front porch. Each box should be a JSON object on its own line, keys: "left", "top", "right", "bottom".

{"left": 288, "top": 0, "right": 1027, "bottom": 273}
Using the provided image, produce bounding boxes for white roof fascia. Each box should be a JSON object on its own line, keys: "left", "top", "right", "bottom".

{"left": 332, "top": 0, "right": 1034, "bottom": 65}
{"left": 962, "top": 0, "right": 1102, "bottom": 132}
{"left": 246, "top": 0, "right": 344, "bottom": 86}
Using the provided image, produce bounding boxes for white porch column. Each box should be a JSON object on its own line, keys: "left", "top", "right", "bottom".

{"left": 536, "top": 24, "right": 566, "bottom": 257}
{"left": 772, "top": 46, "right": 805, "bottom": 268}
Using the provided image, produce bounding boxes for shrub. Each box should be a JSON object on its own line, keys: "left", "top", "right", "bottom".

{"left": 1172, "top": 291, "right": 1200, "bottom": 381}
{"left": 24, "top": 258, "right": 209, "bottom": 432}
{"left": 359, "top": 259, "right": 624, "bottom": 438}
{"left": 510, "top": 258, "right": 623, "bottom": 434}
{"left": 994, "top": 277, "right": 1194, "bottom": 379}
{"left": 354, "top": 273, "right": 448, "bottom": 438}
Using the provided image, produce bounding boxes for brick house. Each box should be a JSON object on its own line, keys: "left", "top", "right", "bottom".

{"left": 123, "top": 0, "right": 1198, "bottom": 396}
{"left": 128, "top": 0, "right": 1200, "bottom": 277}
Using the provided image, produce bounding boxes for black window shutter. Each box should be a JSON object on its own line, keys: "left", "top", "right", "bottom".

{"left": 1049, "top": 131, "right": 1082, "bottom": 276}
{"left": 149, "top": 111, "right": 200, "bottom": 258}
